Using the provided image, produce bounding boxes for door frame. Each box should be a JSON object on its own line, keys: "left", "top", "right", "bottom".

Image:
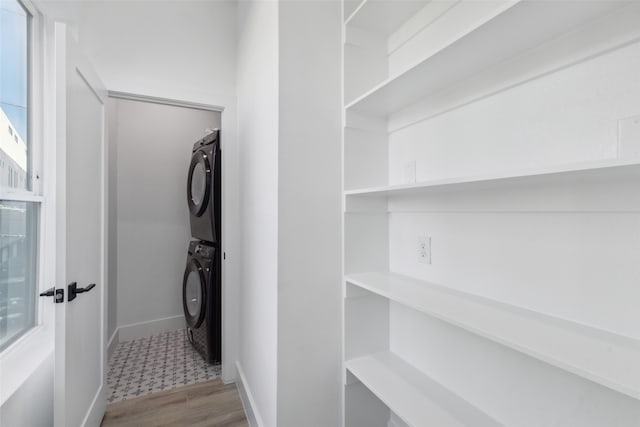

{"left": 106, "top": 92, "right": 238, "bottom": 384}
{"left": 108, "top": 91, "right": 224, "bottom": 114}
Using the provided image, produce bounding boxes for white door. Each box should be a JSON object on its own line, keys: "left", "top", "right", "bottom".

{"left": 54, "top": 22, "right": 108, "bottom": 427}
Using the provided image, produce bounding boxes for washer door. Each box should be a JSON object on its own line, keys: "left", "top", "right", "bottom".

{"left": 182, "top": 259, "right": 207, "bottom": 328}
{"left": 187, "top": 150, "right": 212, "bottom": 217}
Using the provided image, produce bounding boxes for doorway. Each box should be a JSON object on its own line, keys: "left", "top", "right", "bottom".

{"left": 106, "top": 94, "right": 222, "bottom": 402}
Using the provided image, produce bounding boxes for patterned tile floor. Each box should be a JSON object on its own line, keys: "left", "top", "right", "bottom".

{"left": 107, "top": 329, "right": 220, "bottom": 403}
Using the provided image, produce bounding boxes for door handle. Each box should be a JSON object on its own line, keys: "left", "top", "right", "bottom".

{"left": 39, "top": 287, "right": 54, "bottom": 297}
{"left": 39, "top": 287, "right": 65, "bottom": 303}
{"left": 68, "top": 282, "right": 96, "bottom": 302}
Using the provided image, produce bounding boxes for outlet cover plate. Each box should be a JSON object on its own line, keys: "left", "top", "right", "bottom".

{"left": 618, "top": 115, "right": 640, "bottom": 158}
{"left": 418, "top": 235, "right": 431, "bottom": 265}
{"left": 403, "top": 160, "right": 416, "bottom": 184}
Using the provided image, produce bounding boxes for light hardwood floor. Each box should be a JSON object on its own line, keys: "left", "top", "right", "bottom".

{"left": 101, "top": 379, "right": 249, "bottom": 427}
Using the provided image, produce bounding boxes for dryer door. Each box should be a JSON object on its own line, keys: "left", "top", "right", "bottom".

{"left": 182, "top": 259, "right": 207, "bottom": 328}
{"left": 187, "top": 150, "right": 212, "bottom": 217}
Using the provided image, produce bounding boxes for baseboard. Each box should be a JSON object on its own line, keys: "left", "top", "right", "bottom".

{"left": 117, "top": 315, "right": 186, "bottom": 342}
{"left": 107, "top": 329, "right": 119, "bottom": 361}
{"left": 236, "top": 361, "right": 264, "bottom": 427}
{"left": 81, "top": 383, "right": 107, "bottom": 427}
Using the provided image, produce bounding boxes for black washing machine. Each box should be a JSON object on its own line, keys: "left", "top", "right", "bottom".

{"left": 187, "top": 129, "right": 221, "bottom": 244}
{"left": 183, "top": 240, "right": 221, "bottom": 364}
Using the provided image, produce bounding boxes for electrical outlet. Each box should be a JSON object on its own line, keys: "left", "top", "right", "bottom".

{"left": 417, "top": 235, "right": 431, "bottom": 265}
{"left": 618, "top": 115, "right": 640, "bottom": 158}
{"left": 403, "top": 160, "right": 416, "bottom": 184}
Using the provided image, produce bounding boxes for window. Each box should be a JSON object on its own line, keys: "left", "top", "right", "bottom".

{"left": 0, "top": 0, "right": 37, "bottom": 352}
{"left": 1, "top": 0, "right": 30, "bottom": 192}
{"left": 0, "top": 201, "right": 37, "bottom": 351}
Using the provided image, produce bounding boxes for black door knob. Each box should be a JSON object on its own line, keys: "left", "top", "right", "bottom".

{"left": 68, "top": 282, "right": 96, "bottom": 302}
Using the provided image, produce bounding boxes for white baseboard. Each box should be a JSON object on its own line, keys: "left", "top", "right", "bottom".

{"left": 81, "top": 383, "right": 107, "bottom": 427}
{"left": 107, "top": 329, "right": 119, "bottom": 361}
{"left": 117, "top": 315, "right": 186, "bottom": 342}
{"left": 236, "top": 361, "right": 263, "bottom": 427}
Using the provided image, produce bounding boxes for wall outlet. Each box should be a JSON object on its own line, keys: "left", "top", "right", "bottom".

{"left": 403, "top": 160, "right": 416, "bottom": 184}
{"left": 618, "top": 115, "right": 640, "bottom": 158}
{"left": 417, "top": 235, "right": 431, "bottom": 265}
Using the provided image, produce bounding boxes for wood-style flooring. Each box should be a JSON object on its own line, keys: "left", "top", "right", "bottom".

{"left": 101, "top": 379, "right": 249, "bottom": 427}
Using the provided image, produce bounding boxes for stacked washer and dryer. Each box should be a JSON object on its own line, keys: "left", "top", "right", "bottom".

{"left": 183, "top": 129, "right": 222, "bottom": 364}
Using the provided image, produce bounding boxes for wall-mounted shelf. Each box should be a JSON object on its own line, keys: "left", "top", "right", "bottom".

{"left": 344, "top": 158, "right": 640, "bottom": 198}
{"left": 345, "top": 1, "right": 627, "bottom": 116}
{"left": 346, "top": 351, "right": 501, "bottom": 427}
{"left": 342, "top": 0, "right": 640, "bottom": 424}
{"left": 346, "top": 272, "right": 640, "bottom": 400}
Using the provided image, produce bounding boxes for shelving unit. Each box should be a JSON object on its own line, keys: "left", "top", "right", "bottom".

{"left": 344, "top": 0, "right": 633, "bottom": 113}
{"left": 344, "top": 158, "right": 640, "bottom": 199}
{"left": 342, "top": 1, "right": 640, "bottom": 426}
{"left": 346, "top": 272, "right": 640, "bottom": 400}
{"left": 345, "top": 352, "right": 500, "bottom": 427}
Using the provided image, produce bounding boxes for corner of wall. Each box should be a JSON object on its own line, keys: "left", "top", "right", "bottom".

{"left": 235, "top": 361, "right": 265, "bottom": 427}
{"left": 107, "top": 327, "right": 119, "bottom": 361}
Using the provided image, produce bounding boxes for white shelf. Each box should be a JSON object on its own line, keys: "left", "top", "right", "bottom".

{"left": 345, "top": 272, "right": 640, "bottom": 400}
{"left": 344, "top": 0, "right": 430, "bottom": 36}
{"left": 344, "top": 158, "right": 640, "bottom": 198}
{"left": 346, "top": 352, "right": 500, "bottom": 427}
{"left": 345, "top": 0, "right": 627, "bottom": 116}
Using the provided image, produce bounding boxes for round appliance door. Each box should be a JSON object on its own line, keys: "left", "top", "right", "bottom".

{"left": 182, "top": 259, "right": 207, "bottom": 328}
{"left": 187, "top": 150, "right": 212, "bottom": 217}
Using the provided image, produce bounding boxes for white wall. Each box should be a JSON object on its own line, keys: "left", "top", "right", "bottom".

{"left": 236, "top": 1, "right": 342, "bottom": 426}
{"left": 236, "top": 1, "right": 280, "bottom": 426}
{"left": 73, "top": 1, "right": 237, "bottom": 105}
{"left": 277, "top": 1, "right": 342, "bottom": 426}
{"left": 110, "top": 98, "right": 220, "bottom": 339}
{"left": 0, "top": 353, "right": 53, "bottom": 426}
